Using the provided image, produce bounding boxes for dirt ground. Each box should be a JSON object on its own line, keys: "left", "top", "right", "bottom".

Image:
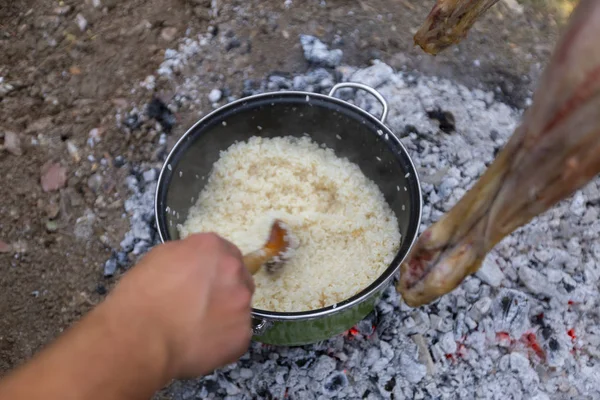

{"left": 0, "top": 0, "right": 573, "bottom": 380}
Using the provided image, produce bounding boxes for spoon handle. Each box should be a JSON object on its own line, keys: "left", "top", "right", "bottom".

{"left": 243, "top": 250, "right": 272, "bottom": 275}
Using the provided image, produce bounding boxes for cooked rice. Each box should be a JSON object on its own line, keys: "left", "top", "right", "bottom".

{"left": 178, "top": 136, "right": 401, "bottom": 312}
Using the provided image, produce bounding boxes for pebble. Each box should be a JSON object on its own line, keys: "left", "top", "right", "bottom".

{"left": 3, "top": 131, "right": 22, "bottom": 156}
{"left": 104, "top": 259, "right": 118, "bottom": 277}
{"left": 208, "top": 88, "right": 222, "bottom": 103}
{"left": 161, "top": 27, "right": 178, "bottom": 42}
{"left": 87, "top": 173, "right": 103, "bottom": 193}
{"left": 74, "top": 211, "right": 96, "bottom": 241}
{"left": 76, "top": 13, "right": 88, "bottom": 31}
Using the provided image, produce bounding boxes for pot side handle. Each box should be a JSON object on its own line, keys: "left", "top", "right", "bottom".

{"left": 328, "top": 82, "right": 389, "bottom": 123}
{"left": 252, "top": 318, "right": 273, "bottom": 336}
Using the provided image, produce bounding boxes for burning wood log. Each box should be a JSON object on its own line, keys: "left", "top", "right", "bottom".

{"left": 414, "top": 0, "right": 500, "bottom": 55}
{"left": 398, "top": 0, "right": 600, "bottom": 306}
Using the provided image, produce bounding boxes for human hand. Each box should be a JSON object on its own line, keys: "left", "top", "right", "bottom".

{"left": 103, "top": 232, "right": 255, "bottom": 379}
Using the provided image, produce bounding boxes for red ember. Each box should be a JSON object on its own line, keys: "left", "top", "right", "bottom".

{"left": 521, "top": 332, "right": 546, "bottom": 361}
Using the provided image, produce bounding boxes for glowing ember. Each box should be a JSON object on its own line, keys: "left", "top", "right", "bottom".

{"left": 521, "top": 332, "right": 546, "bottom": 361}
{"left": 345, "top": 327, "right": 359, "bottom": 338}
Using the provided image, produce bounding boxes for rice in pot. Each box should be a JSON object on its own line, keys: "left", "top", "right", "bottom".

{"left": 178, "top": 136, "right": 401, "bottom": 312}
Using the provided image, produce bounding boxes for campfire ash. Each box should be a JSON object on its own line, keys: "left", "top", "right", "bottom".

{"left": 106, "top": 33, "right": 600, "bottom": 399}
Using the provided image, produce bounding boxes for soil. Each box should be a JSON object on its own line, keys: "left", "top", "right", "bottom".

{"left": 0, "top": 0, "right": 572, "bottom": 381}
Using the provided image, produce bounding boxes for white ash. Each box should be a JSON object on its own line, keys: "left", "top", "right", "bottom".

{"left": 299, "top": 34, "right": 343, "bottom": 68}
{"left": 109, "top": 38, "right": 600, "bottom": 398}
{"left": 103, "top": 168, "right": 160, "bottom": 277}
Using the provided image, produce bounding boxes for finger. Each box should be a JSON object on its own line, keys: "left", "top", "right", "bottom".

{"left": 239, "top": 263, "right": 255, "bottom": 294}
{"left": 218, "top": 236, "right": 243, "bottom": 260}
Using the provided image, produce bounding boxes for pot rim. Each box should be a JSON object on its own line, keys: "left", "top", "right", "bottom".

{"left": 155, "top": 88, "right": 423, "bottom": 321}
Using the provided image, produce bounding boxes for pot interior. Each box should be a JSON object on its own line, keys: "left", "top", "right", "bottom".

{"left": 156, "top": 92, "right": 421, "bottom": 314}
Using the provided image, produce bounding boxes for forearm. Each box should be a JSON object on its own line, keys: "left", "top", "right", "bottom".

{"left": 0, "top": 296, "right": 173, "bottom": 400}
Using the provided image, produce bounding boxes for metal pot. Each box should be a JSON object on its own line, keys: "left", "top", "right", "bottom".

{"left": 155, "top": 83, "right": 422, "bottom": 347}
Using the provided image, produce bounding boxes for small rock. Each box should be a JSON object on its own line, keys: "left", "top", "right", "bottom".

{"left": 66, "top": 141, "right": 80, "bottom": 162}
{"left": 53, "top": 5, "right": 72, "bottom": 15}
{"left": 74, "top": 211, "right": 96, "bottom": 240}
{"left": 27, "top": 117, "right": 53, "bottom": 134}
{"left": 87, "top": 173, "right": 103, "bottom": 193}
{"left": 45, "top": 220, "right": 59, "bottom": 232}
{"left": 40, "top": 162, "right": 68, "bottom": 192}
{"left": 299, "top": 34, "right": 343, "bottom": 67}
{"left": 104, "top": 259, "right": 118, "bottom": 277}
{"left": 3, "top": 132, "right": 22, "bottom": 156}
{"left": 45, "top": 200, "right": 60, "bottom": 219}
{"left": 476, "top": 255, "right": 504, "bottom": 287}
{"left": 89, "top": 127, "right": 103, "bottom": 144}
{"left": 0, "top": 240, "right": 12, "bottom": 253}
{"left": 208, "top": 89, "right": 222, "bottom": 103}
{"left": 76, "top": 13, "right": 88, "bottom": 31}
{"left": 160, "top": 27, "right": 178, "bottom": 42}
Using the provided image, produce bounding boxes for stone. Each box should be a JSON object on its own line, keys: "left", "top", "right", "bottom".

{"left": 87, "top": 173, "right": 103, "bottom": 193}
{"left": 3, "top": 131, "right": 22, "bottom": 156}
{"left": 74, "top": 210, "right": 96, "bottom": 240}
{"left": 0, "top": 240, "right": 12, "bottom": 253}
{"left": 76, "top": 13, "right": 88, "bottom": 31}
{"left": 104, "top": 259, "right": 118, "bottom": 277}
{"left": 208, "top": 89, "right": 222, "bottom": 103}
{"left": 40, "top": 162, "right": 68, "bottom": 192}
{"left": 160, "top": 27, "right": 178, "bottom": 42}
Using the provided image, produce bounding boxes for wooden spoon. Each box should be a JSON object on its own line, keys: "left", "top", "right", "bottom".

{"left": 243, "top": 219, "right": 296, "bottom": 275}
